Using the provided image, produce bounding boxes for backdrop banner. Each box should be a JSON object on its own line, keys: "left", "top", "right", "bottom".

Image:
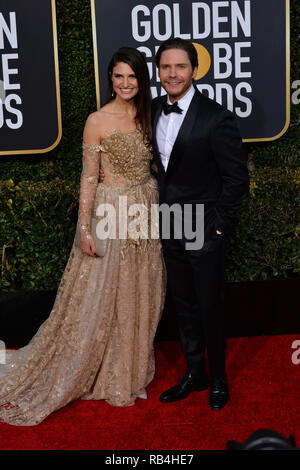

{"left": 92, "top": 0, "right": 290, "bottom": 142}
{"left": 0, "top": 0, "right": 61, "bottom": 155}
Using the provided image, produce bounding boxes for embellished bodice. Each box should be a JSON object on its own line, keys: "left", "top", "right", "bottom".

{"left": 78, "top": 128, "right": 154, "bottom": 242}
{"left": 98, "top": 128, "right": 153, "bottom": 188}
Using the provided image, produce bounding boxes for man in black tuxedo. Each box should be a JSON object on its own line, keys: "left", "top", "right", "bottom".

{"left": 152, "top": 38, "right": 249, "bottom": 409}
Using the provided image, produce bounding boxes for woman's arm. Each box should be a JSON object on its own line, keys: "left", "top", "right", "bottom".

{"left": 78, "top": 113, "right": 102, "bottom": 256}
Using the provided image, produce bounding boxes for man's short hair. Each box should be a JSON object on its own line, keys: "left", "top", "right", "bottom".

{"left": 155, "top": 38, "right": 198, "bottom": 69}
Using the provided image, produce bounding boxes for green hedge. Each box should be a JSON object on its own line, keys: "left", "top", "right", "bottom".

{"left": 0, "top": 0, "right": 299, "bottom": 290}
{"left": 0, "top": 177, "right": 79, "bottom": 290}
{"left": 227, "top": 168, "right": 300, "bottom": 281}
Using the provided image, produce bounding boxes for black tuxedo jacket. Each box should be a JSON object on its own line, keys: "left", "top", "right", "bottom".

{"left": 151, "top": 87, "right": 249, "bottom": 237}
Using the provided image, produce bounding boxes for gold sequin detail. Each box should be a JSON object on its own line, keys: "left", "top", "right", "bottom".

{"left": 100, "top": 128, "right": 152, "bottom": 185}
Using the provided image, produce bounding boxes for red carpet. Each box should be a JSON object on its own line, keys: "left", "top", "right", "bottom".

{"left": 0, "top": 335, "right": 299, "bottom": 450}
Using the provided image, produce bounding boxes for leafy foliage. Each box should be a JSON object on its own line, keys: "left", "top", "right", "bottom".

{"left": 227, "top": 168, "right": 300, "bottom": 281}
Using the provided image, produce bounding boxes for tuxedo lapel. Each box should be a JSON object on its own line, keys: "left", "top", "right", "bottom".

{"left": 165, "top": 90, "right": 199, "bottom": 177}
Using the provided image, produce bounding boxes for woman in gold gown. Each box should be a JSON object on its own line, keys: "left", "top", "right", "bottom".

{"left": 0, "top": 47, "right": 166, "bottom": 426}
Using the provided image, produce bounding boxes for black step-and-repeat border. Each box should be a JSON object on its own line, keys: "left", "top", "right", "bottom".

{"left": 1, "top": 279, "right": 299, "bottom": 347}
{"left": 0, "top": 0, "right": 61, "bottom": 155}
{"left": 91, "top": 0, "right": 290, "bottom": 142}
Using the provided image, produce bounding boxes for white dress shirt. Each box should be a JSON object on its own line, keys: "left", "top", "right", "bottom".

{"left": 156, "top": 85, "right": 195, "bottom": 171}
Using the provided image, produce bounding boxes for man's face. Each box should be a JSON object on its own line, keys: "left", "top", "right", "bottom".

{"left": 158, "top": 48, "right": 198, "bottom": 103}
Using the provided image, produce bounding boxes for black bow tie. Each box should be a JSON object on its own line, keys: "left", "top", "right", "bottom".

{"left": 162, "top": 101, "right": 183, "bottom": 115}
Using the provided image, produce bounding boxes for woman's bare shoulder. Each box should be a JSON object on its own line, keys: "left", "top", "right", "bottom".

{"left": 84, "top": 108, "right": 111, "bottom": 141}
{"left": 85, "top": 109, "right": 106, "bottom": 127}
{"left": 84, "top": 103, "right": 128, "bottom": 142}
{"left": 87, "top": 105, "right": 119, "bottom": 126}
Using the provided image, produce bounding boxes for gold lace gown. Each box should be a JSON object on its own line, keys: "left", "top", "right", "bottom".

{"left": 0, "top": 128, "right": 166, "bottom": 426}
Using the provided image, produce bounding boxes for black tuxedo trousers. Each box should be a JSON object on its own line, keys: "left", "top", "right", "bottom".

{"left": 162, "top": 232, "right": 227, "bottom": 380}
{"left": 159, "top": 200, "right": 228, "bottom": 379}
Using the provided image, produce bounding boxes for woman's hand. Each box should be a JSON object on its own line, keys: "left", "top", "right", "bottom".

{"left": 79, "top": 235, "right": 99, "bottom": 257}
{"left": 151, "top": 162, "right": 158, "bottom": 173}
{"left": 99, "top": 168, "right": 105, "bottom": 182}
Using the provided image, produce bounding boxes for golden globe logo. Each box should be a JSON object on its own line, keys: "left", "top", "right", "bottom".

{"left": 193, "top": 43, "right": 211, "bottom": 80}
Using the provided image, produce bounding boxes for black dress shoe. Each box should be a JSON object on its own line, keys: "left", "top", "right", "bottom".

{"left": 160, "top": 371, "right": 209, "bottom": 403}
{"left": 209, "top": 378, "right": 229, "bottom": 410}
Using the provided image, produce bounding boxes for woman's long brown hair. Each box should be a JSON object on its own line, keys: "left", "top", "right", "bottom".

{"left": 104, "top": 47, "right": 152, "bottom": 146}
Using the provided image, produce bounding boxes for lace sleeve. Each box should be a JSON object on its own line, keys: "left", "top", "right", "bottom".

{"left": 78, "top": 142, "right": 102, "bottom": 241}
